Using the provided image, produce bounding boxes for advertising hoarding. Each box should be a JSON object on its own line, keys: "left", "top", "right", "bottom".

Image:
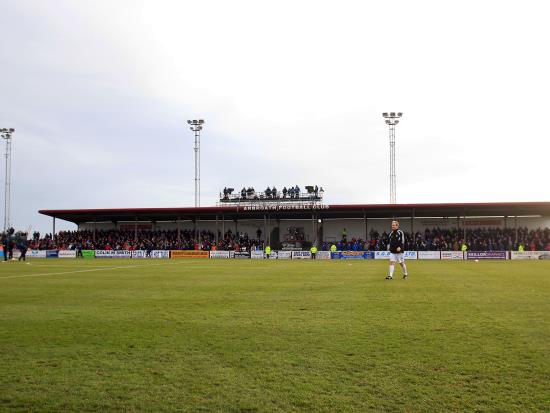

{"left": 170, "top": 250, "right": 209, "bottom": 259}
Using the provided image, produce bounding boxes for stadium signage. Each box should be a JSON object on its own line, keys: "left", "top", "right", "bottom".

{"left": 210, "top": 251, "right": 230, "bottom": 259}
{"left": 82, "top": 250, "right": 95, "bottom": 258}
{"left": 510, "top": 251, "right": 548, "bottom": 260}
{"left": 274, "top": 251, "right": 292, "bottom": 259}
{"left": 30, "top": 250, "right": 47, "bottom": 258}
{"left": 466, "top": 251, "right": 508, "bottom": 260}
{"left": 243, "top": 204, "right": 329, "bottom": 211}
{"left": 58, "top": 250, "right": 77, "bottom": 258}
{"left": 292, "top": 251, "right": 311, "bottom": 259}
{"left": 332, "top": 251, "right": 374, "bottom": 259}
{"left": 95, "top": 250, "right": 132, "bottom": 258}
{"left": 95, "top": 250, "right": 114, "bottom": 258}
{"left": 251, "top": 251, "right": 265, "bottom": 259}
{"left": 131, "top": 250, "right": 170, "bottom": 259}
{"left": 316, "top": 251, "right": 332, "bottom": 260}
{"left": 266, "top": 250, "right": 291, "bottom": 259}
{"left": 440, "top": 251, "right": 464, "bottom": 260}
{"left": 233, "top": 251, "right": 251, "bottom": 259}
{"left": 46, "top": 250, "right": 59, "bottom": 258}
{"left": 418, "top": 251, "right": 441, "bottom": 260}
{"left": 374, "top": 251, "right": 390, "bottom": 259}
{"left": 152, "top": 250, "right": 169, "bottom": 259}
{"left": 374, "top": 251, "right": 417, "bottom": 259}
{"left": 115, "top": 250, "right": 132, "bottom": 258}
{"left": 170, "top": 250, "right": 209, "bottom": 259}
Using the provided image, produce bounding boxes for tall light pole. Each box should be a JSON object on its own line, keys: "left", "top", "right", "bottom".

{"left": 382, "top": 112, "right": 402, "bottom": 204}
{"left": 1, "top": 128, "right": 15, "bottom": 231}
{"left": 187, "top": 119, "right": 205, "bottom": 207}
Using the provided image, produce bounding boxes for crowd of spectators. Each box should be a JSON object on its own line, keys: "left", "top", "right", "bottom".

{"left": 221, "top": 185, "right": 323, "bottom": 201}
{"left": 28, "top": 229, "right": 265, "bottom": 252}
{"left": 7, "top": 226, "right": 550, "bottom": 252}
{"left": 321, "top": 227, "right": 550, "bottom": 252}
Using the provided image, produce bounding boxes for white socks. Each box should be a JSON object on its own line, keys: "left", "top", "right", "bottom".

{"left": 389, "top": 263, "right": 408, "bottom": 277}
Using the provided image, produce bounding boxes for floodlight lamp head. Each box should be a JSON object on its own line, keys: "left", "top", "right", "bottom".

{"left": 390, "top": 112, "right": 396, "bottom": 117}
{"left": 385, "top": 120, "right": 390, "bottom": 124}
{"left": 187, "top": 120, "right": 192, "bottom": 125}
{"left": 198, "top": 119, "right": 204, "bottom": 124}
{"left": 397, "top": 112, "right": 403, "bottom": 117}
{"left": 382, "top": 112, "right": 389, "bottom": 117}
{"left": 394, "top": 120, "right": 399, "bottom": 125}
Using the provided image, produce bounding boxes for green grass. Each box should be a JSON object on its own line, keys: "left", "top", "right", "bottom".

{"left": 0, "top": 259, "right": 548, "bottom": 412}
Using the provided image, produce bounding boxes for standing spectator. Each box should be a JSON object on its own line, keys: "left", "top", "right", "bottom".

{"left": 18, "top": 235, "right": 28, "bottom": 261}
{"left": 310, "top": 245, "right": 317, "bottom": 259}
{"left": 2, "top": 232, "right": 8, "bottom": 262}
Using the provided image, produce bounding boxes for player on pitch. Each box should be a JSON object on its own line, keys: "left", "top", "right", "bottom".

{"left": 386, "top": 220, "right": 409, "bottom": 280}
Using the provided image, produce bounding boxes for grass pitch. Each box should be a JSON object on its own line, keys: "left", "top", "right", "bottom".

{"left": 0, "top": 259, "right": 548, "bottom": 412}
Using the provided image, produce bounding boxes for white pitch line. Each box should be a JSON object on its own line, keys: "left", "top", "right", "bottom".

{"left": 15, "top": 264, "right": 119, "bottom": 269}
{"left": 0, "top": 259, "right": 276, "bottom": 280}
{"left": 0, "top": 262, "right": 171, "bottom": 280}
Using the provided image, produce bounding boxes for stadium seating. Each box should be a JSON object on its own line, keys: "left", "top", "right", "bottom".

{"left": 26, "top": 227, "right": 550, "bottom": 252}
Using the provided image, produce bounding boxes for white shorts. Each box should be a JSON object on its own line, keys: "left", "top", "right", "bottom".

{"left": 389, "top": 253, "right": 404, "bottom": 263}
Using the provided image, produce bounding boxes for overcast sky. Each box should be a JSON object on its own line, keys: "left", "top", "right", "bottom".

{"left": 1, "top": 0, "right": 549, "bottom": 232}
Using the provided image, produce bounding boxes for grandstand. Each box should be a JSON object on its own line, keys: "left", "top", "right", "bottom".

{"left": 39, "top": 201, "right": 550, "bottom": 251}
